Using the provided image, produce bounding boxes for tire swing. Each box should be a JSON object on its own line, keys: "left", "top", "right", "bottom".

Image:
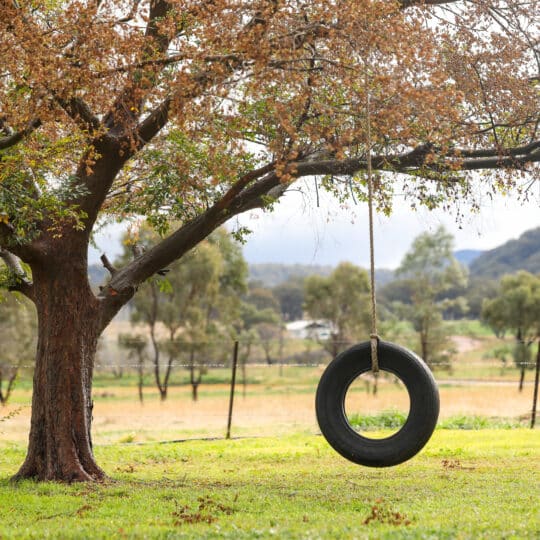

{"left": 315, "top": 89, "right": 440, "bottom": 467}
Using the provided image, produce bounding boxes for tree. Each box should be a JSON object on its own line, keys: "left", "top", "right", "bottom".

{"left": 482, "top": 271, "right": 540, "bottom": 391}
{"left": 465, "top": 277, "right": 499, "bottom": 320}
{"left": 0, "top": 292, "right": 36, "bottom": 405}
{"left": 117, "top": 334, "right": 147, "bottom": 404}
{"left": 304, "top": 262, "right": 371, "bottom": 358}
{"left": 273, "top": 277, "right": 305, "bottom": 321}
{"left": 245, "top": 286, "right": 281, "bottom": 313}
{"left": 394, "top": 226, "right": 468, "bottom": 370}
{"left": 128, "top": 228, "right": 246, "bottom": 401}
{"left": 1, "top": 1, "right": 539, "bottom": 481}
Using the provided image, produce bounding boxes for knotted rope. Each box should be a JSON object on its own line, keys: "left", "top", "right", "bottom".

{"left": 365, "top": 83, "right": 379, "bottom": 373}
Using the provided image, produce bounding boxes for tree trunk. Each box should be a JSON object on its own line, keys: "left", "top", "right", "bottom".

{"left": 137, "top": 352, "right": 144, "bottom": 405}
{"left": 420, "top": 329, "right": 429, "bottom": 369}
{"left": 0, "top": 367, "right": 18, "bottom": 406}
{"left": 0, "top": 369, "right": 5, "bottom": 405}
{"left": 519, "top": 367, "right": 525, "bottom": 393}
{"left": 192, "top": 383, "right": 199, "bottom": 401}
{"left": 13, "top": 252, "right": 106, "bottom": 482}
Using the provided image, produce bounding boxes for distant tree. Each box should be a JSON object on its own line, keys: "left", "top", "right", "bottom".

{"left": 124, "top": 227, "right": 247, "bottom": 400}
{"left": 465, "top": 277, "right": 499, "bottom": 320}
{"left": 482, "top": 272, "right": 540, "bottom": 391}
{"left": 273, "top": 277, "right": 305, "bottom": 321}
{"left": 126, "top": 227, "right": 247, "bottom": 400}
{"left": 378, "top": 279, "right": 414, "bottom": 308}
{"left": 245, "top": 287, "right": 281, "bottom": 313}
{"left": 304, "top": 263, "right": 371, "bottom": 358}
{"left": 0, "top": 293, "right": 35, "bottom": 405}
{"left": 394, "top": 227, "right": 468, "bottom": 370}
{"left": 256, "top": 320, "right": 283, "bottom": 365}
{"left": 118, "top": 334, "right": 147, "bottom": 404}
{"left": 233, "top": 300, "right": 282, "bottom": 389}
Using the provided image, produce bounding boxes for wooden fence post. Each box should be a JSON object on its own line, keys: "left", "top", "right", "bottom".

{"left": 531, "top": 340, "right": 539, "bottom": 429}
{"left": 226, "top": 341, "right": 239, "bottom": 439}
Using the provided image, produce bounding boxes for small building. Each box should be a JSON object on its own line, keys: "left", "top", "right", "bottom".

{"left": 285, "top": 319, "right": 332, "bottom": 340}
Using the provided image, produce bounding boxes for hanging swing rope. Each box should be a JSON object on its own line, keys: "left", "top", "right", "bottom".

{"left": 316, "top": 65, "right": 440, "bottom": 466}
{"left": 365, "top": 78, "right": 379, "bottom": 373}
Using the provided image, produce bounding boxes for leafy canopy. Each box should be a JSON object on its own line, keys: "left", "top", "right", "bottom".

{"left": 1, "top": 0, "right": 539, "bottom": 250}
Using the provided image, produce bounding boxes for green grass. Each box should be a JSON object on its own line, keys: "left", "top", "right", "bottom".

{"left": 443, "top": 319, "right": 494, "bottom": 337}
{"left": 348, "top": 411, "right": 529, "bottom": 431}
{"left": 348, "top": 410, "right": 408, "bottom": 431}
{"left": 0, "top": 430, "right": 539, "bottom": 539}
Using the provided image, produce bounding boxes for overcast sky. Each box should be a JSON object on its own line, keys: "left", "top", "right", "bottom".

{"left": 89, "top": 180, "right": 540, "bottom": 270}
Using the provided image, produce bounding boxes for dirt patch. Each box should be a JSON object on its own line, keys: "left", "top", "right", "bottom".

{"left": 1, "top": 378, "right": 533, "bottom": 446}
{"left": 451, "top": 335, "right": 485, "bottom": 354}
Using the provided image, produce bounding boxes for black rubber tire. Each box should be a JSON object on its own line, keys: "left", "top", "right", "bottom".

{"left": 315, "top": 340, "right": 439, "bottom": 467}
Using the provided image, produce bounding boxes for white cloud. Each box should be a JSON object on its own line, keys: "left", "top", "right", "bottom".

{"left": 89, "top": 181, "right": 540, "bottom": 269}
{"left": 236, "top": 181, "right": 540, "bottom": 269}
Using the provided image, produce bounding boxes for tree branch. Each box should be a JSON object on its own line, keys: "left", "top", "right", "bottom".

{"left": 135, "top": 98, "right": 171, "bottom": 147}
{"left": 97, "top": 134, "right": 540, "bottom": 322}
{"left": 291, "top": 139, "right": 540, "bottom": 178}
{"left": 0, "top": 248, "right": 34, "bottom": 300}
{"left": 54, "top": 95, "right": 101, "bottom": 133}
{"left": 97, "top": 166, "right": 281, "bottom": 326}
{"left": 400, "top": 0, "right": 461, "bottom": 7}
{"left": 0, "top": 222, "right": 15, "bottom": 248}
{"left": 0, "top": 119, "right": 41, "bottom": 150}
{"left": 100, "top": 253, "right": 117, "bottom": 276}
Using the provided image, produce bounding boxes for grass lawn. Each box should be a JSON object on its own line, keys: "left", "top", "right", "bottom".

{"left": 0, "top": 430, "right": 539, "bottom": 539}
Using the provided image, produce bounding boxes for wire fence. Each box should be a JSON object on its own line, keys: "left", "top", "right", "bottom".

{"left": 1, "top": 334, "right": 539, "bottom": 443}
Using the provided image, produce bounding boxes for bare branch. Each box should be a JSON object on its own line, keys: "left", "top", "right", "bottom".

{"left": 97, "top": 135, "right": 540, "bottom": 318}
{"left": 100, "top": 253, "right": 117, "bottom": 276}
{"left": 97, "top": 164, "right": 280, "bottom": 324}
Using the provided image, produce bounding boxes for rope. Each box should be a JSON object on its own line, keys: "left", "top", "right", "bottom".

{"left": 365, "top": 77, "right": 379, "bottom": 373}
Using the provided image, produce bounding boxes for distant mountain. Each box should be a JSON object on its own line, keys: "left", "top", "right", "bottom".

{"left": 88, "top": 264, "right": 107, "bottom": 290}
{"left": 374, "top": 268, "right": 395, "bottom": 286}
{"left": 249, "top": 263, "right": 333, "bottom": 287}
{"left": 454, "top": 249, "right": 484, "bottom": 267}
{"left": 248, "top": 263, "right": 394, "bottom": 287}
{"left": 469, "top": 227, "right": 540, "bottom": 279}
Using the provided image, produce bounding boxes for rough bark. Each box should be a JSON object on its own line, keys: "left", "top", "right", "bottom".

{"left": 13, "top": 237, "right": 105, "bottom": 482}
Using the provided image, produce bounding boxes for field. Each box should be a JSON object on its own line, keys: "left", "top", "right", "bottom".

{"left": 1, "top": 326, "right": 539, "bottom": 538}
{"left": 0, "top": 431, "right": 539, "bottom": 539}
{"left": 1, "top": 329, "right": 537, "bottom": 445}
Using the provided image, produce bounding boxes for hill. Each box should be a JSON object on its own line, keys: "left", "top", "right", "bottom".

{"left": 454, "top": 249, "right": 484, "bottom": 267}
{"left": 248, "top": 263, "right": 395, "bottom": 287}
{"left": 88, "top": 264, "right": 107, "bottom": 290}
{"left": 248, "top": 263, "right": 333, "bottom": 287}
{"left": 469, "top": 227, "right": 540, "bottom": 279}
